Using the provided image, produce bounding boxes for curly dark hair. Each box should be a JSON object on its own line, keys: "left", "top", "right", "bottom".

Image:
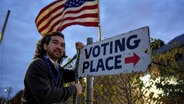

{"left": 33, "top": 32, "right": 67, "bottom": 63}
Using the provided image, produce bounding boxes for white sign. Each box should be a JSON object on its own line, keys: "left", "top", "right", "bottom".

{"left": 78, "top": 26, "right": 151, "bottom": 77}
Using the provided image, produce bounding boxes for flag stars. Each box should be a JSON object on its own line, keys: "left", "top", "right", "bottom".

{"left": 65, "top": 0, "right": 90, "bottom": 9}
{"left": 64, "top": 0, "right": 96, "bottom": 9}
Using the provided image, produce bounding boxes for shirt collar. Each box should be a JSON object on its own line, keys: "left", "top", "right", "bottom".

{"left": 45, "top": 56, "right": 60, "bottom": 69}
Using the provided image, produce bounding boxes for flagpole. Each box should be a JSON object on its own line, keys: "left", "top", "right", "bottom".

{"left": 98, "top": 25, "right": 102, "bottom": 41}
{"left": 97, "top": 0, "right": 102, "bottom": 41}
{"left": 0, "top": 10, "right": 10, "bottom": 44}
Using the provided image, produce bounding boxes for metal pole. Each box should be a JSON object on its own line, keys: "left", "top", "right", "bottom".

{"left": 73, "top": 49, "right": 80, "bottom": 104}
{"left": 62, "top": 54, "right": 77, "bottom": 68}
{"left": 0, "top": 10, "right": 10, "bottom": 44}
{"left": 86, "top": 37, "right": 94, "bottom": 104}
{"left": 97, "top": 0, "right": 102, "bottom": 41}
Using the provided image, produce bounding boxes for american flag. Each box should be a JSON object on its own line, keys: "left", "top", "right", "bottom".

{"left": 35, "top": 0, "right": 99, "bottom": 36}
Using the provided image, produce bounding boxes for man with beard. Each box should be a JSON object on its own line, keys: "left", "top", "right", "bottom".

{"left": 22, "top": 32, "right": 83, "bottom": 104}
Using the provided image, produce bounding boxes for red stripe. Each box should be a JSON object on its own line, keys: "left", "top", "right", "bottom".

{"left": 59, "top": 22, "right": 99, "bottom": 32}
{"left": 64, "top": 14, "right": 98, "bottom": 21}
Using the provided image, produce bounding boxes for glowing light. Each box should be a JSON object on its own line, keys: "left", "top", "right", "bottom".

{"left": 4, "top": 89, "right": 7, "bottom": 92}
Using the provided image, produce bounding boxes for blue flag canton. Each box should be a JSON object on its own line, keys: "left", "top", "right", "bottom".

{"left": 64, "top": 0, "right": 96, "bottom": 10}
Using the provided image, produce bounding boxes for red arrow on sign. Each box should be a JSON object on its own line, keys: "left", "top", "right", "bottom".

{"left": 125, "top": 52, "right": 140, "bottom": 67}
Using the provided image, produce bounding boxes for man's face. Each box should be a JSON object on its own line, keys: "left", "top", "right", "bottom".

{"left": 44, "top": 35, "right": 65, "bottom": 61}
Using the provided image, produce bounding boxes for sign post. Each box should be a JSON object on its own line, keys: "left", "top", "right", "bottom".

{"left": 86, "top": 37, "right": 94, "bottom": 104}
{"left": 78, "top": 26, "right": 151, "bottom": 77}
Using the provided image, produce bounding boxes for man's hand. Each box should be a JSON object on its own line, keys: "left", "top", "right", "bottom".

{"left": 75, "top": 42, "right": 84, "bottom": 49}
{"left": 73, "top": 83, "right": 82, "bottom": 95}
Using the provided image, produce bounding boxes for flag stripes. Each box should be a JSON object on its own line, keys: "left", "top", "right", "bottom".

{"left": 35, "top": 0, "right": 99, "bottom": 36}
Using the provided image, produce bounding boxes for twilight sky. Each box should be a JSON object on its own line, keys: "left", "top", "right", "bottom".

{"left": 0, "top": 0, "right": 184, "bottom": 98}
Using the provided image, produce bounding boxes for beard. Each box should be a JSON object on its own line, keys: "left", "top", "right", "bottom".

{"left": 47, "top": 49, "right": 63, "bottom": 61}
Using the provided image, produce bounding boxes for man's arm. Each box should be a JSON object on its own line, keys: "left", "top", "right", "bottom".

{"left": 26, "top": 59, "right": 77, "bottom": 103}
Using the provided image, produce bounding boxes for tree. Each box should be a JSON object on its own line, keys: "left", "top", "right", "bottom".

{"left": 93, "top": 71, "right": 154, "bottom": 104}
{"left": 150, "top": 38, "right": 184, "bottom": 103}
